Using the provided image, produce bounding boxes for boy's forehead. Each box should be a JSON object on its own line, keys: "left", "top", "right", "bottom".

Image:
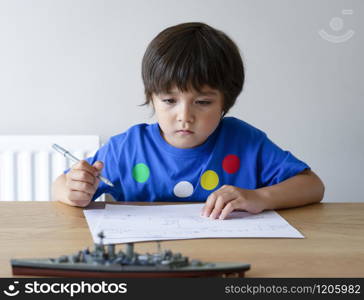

{"left": 161, "top": 85, "right": 220, "bottom": 96}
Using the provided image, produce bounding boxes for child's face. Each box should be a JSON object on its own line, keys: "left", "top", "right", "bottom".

{"left": 152, "top": 85, "right": 223, "bottom": 149}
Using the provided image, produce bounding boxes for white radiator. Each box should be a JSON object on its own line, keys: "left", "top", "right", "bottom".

{"left": 0, "top": 135, "right": 100, "bottom": 201}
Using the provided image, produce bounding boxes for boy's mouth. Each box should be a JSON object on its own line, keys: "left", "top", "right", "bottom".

{"left": 176, "top": 130, "right": 194, "bottom": 135}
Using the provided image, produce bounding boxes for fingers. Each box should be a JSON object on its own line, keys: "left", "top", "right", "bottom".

{"left": 68, "top": 160, "right": 103, "bottom": 186}
{"left": 66, "top": 190, "right": 92, "bottom": 207}
{"left": 201, "top": 193, "right": 216, "bottom": 217}
{"left": 73, "top": 160, "right": 99, "bottom": 176}
{"left": 202, "top": 185, "right": 235, "bottom": 219}
{"left": 65, "top": 160, "right": 104, "bottom": 207}
{"left": 67, "top": 180, "right": 97, "bottom": 195}
{"left": 209, "top": 193, "right": 236, "bottom": 219}
{"left": 68, "top": 169, "right": 96, "bottom": 185}
{"left": 219, "top": 200, "right": 239, "bottom": 220}
{"left": 93, "top": 161, "right": 104, "bottom": 173}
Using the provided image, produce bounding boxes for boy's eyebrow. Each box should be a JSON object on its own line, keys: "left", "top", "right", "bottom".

{"left": 162, "top": 90, "right": 219, "bottom": 96}
{"left": 196, "top": 91, "right": 218, "bottom": 96}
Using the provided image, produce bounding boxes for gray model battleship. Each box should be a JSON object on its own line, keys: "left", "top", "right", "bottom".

{"left": 11, "top": 232, "right": 250, "bottom": 277}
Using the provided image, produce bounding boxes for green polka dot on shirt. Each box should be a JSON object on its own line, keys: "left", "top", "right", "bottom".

{"left": 132, "top": 163, "right": 150, "bottom": 183}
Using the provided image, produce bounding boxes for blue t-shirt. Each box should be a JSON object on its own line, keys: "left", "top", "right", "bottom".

{"left": 82, "top": 117, "right": 309, "bottom": 202}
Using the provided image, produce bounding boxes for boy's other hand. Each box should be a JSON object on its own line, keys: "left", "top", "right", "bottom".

{"left": 201, "top": 185, "right": 266, "bottom": 220}
{"left": 65, "top": 160, "right": 103, "bottom": 207}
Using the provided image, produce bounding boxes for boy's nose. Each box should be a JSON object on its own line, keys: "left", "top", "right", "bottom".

{"left": 177, "top": 105, "right": 194, "bottom": 124}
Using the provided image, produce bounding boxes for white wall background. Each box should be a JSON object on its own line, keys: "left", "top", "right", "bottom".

{"left": 0, "top": 0, "right": 362, "bottom": 202}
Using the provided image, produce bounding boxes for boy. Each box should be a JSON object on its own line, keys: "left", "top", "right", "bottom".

{"left": 52, "top": 22, "right": 325, "bottom": 220}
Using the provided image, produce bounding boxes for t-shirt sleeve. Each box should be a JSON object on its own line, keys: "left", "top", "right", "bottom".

{"left": 84, "top": 140, "right": 118, "bottom": 200}
{"left": 257, "top": 133, "right": 310, "bottom": 187}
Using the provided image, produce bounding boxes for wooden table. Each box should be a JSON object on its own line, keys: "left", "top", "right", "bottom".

{"left": 0, "top": 202, "right": 363, "bottom": 277}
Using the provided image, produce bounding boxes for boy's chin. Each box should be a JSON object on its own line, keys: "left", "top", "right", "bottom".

{"left": 163, "top": 133, "right": 206, "bottom": 149}
{"left": 173, "top": 138, "right": 205, "bottom": 149}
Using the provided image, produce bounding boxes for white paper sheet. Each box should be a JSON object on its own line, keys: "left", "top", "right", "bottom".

{"left": 83, "top": 208, "right": 105, "bottom": 242}
{"left": 83, "top": 204, "right": 303, "bottom": 244}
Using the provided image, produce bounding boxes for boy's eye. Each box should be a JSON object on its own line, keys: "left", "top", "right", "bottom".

{"left": 196, "top": 100, "right": 211, "bottom": 105}
{"left": 162, "top": 99, "right": 176, "bottom": 104}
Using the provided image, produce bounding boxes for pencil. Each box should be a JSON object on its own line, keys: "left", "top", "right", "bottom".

{"left": 52, "top": 143, "right": 114, "bottom": 187}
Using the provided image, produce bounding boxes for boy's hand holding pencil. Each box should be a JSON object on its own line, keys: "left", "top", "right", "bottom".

{"left": 64, "top": 160, "right": 103, "bottom": 207}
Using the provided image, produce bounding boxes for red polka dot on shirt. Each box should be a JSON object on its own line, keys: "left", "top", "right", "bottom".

{"left": 222, "top": 154, "right": 240, "bottom": 174}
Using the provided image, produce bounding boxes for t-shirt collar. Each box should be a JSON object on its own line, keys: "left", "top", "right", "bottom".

{"left": 151, "top": 121, "right": 222, "bottom": 157}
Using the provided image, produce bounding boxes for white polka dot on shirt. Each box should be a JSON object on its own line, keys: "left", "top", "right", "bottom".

{"left": 173, "top": 181, "right": 194, "bottom": 198}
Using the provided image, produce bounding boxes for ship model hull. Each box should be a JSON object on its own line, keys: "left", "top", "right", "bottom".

{"left": 11, "top": 259, "right": 250, "bottom": 278}
{"left": 11, "top": 232, "right": 250, "bottom": 278}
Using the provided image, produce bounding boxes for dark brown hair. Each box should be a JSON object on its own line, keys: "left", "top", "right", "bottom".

{"left": 141, "top": 22, "right": 244, "bottom": 116}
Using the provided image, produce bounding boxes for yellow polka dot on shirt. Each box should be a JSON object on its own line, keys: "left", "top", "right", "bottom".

{"left": 200, "top": 170, "right": 219, "bottom": 190}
